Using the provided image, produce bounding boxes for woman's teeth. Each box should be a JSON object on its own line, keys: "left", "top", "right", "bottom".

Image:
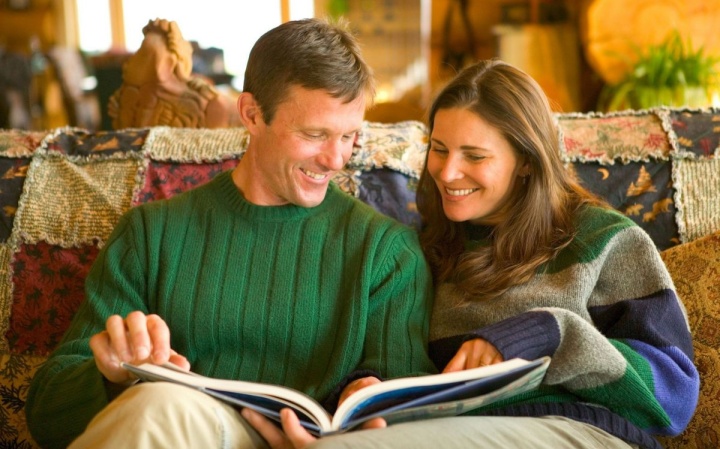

{"left": 446, "top": 188, "right": 477, "bottom": 196}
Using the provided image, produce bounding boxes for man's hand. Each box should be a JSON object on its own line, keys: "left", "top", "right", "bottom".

{"left": 242, "top": 408, "right": 317, "bottom": 449}
{"left": 243, "top": 375, "right": 387, "bottom": 448}
{"left": 443, "top": 338, "right": 503, "bottom": 373}
{"left": 89, "top": 311, "right": 189, "bottom": 384}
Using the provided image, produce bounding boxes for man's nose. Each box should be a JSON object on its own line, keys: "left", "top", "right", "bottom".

{"left": 319, "top": 139, "right": 347, "bottom": 171}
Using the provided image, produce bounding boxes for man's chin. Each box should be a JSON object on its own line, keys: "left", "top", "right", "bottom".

{"left": 295, "top": 191, "right": 328, "bottom": 208}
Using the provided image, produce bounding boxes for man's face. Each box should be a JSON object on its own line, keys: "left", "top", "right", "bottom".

{"left": 244, "top": 85, "right": 366, "bottom": 207}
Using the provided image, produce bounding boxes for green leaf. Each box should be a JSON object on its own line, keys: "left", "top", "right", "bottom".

{"left": 598, "top": 29, "right": 719, "bottom": 110}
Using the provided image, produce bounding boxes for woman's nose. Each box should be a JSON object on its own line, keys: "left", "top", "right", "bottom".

{"left": 438, "top": 156, "right": 463, "bottom": 183}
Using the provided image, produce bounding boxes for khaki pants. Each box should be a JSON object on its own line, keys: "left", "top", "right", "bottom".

{"left": 308, "top": 415, "right": 640, "bottom": 449}
{"left": 71, "top": 382, "right": 640, "bottom": 449}
{"left": 68, "top": 382, "right": 270, "bottom": 449}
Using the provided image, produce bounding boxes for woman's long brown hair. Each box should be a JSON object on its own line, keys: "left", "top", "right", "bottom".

{"left": 417, "top": 59, "right": 606, "bottom": 301}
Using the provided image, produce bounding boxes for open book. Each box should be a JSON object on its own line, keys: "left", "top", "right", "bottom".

{"left": 122, "top": 356, "right": 550, "bottom": 436}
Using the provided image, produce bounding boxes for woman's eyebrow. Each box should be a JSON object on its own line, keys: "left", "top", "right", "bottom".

{"left": 431, "top": 138, "right": 486, "bottom": 152}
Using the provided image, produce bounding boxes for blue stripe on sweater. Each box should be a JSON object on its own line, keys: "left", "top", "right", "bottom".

{"left": 624, "top": 339, "right": 699, "bottom": 435}
{"left": 589, "top": 289, "right": 694, "bottom": 358}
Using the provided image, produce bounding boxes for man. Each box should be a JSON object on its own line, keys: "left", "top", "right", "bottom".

{"left": 26, "top": 18, "right": 435, "bottom": 449}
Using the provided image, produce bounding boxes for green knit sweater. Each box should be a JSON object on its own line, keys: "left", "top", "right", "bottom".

{"left": 26, "top": 170, "right": 435, "bottom": 449}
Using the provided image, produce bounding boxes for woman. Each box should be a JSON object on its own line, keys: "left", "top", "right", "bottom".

{"left": 412, "top": 59, "right": 698, "bottom": 449}
{"left": 246, "top": 59, "right": 699, "bottom": 449}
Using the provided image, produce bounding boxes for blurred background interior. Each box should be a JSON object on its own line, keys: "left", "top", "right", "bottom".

{"left": 1, "top": 0, "right": 719, "bottom": 131}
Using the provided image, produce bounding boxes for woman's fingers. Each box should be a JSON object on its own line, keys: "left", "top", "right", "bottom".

{"left": 443, "top": 338, "right": 504, "bottom": 372}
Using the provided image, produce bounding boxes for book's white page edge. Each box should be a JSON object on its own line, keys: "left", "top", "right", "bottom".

{"left": 341, "top": 358, "right": 549, "bottom": 431}
{"left": 123, "top": 363, "right": 332, "bottom": 430}
{"left": 332, "top": 357, "right": 543, "bottom": 430}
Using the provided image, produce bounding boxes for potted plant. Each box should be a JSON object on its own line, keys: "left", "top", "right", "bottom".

{"left": 598, "top": 30, "right": 720, "bottom": 111}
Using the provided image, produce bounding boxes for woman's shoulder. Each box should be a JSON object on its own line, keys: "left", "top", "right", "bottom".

{"left": 575, "top": 204, "right": 635, "bottom": 231}
{"left": 550, "top": 205, "right": 646, "bottom": 272}
{"left": 572, "top": 205, "right": 639, "bottom": 246}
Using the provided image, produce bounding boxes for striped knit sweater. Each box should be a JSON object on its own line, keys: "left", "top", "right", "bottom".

{"left": 26, "top": 170, "right": 436, "bottom": 449}
{"left": 429, "top": 206, "right": 699, "bottom": 449}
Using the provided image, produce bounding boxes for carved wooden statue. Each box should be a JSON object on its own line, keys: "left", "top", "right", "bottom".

{"left": 109, "top": 19, "right": 238, "bottom": 129}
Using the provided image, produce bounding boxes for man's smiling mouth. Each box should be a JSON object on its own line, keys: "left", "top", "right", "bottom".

{"left": 301, "top": 168, "right": 327, "bottom": 180}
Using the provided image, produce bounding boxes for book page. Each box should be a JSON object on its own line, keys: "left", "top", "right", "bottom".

{"left": 331, "top": 357, "right": 549, "bottom": 431}
{"left": 122, "top": 363, "right": 333, "bottom": 431}
{"left": 338, "top": 358, "right": 549, "bottom": 431}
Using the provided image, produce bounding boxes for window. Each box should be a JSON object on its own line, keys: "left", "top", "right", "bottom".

{"left": 76, "top": 0, "right": 313, "bottom": 88}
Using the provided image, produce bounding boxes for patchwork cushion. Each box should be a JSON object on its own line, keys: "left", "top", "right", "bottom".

{"left": 143, "top": 126, "right": 248, "bottom": 161}
{"left": 0, "top": 353, "right": 45, "bottom": 446}
{"left": 0, "top": 130, "right": 44, "bottom": 157}
{"left": 44, "top": 128, "right": 148, "bottom": 157}
{"left": 136, "top": 159, "right": 240, "bottom": 204}
{"left": 8, "top": 243, "right": 99, "bottom": 355}
{"left": 672, "top": 157, "right": 720, "bottom": 244}
{"left": 558, "top": 112, "right": 671, "bottom": 163}
{"left": 17, "top": 156, "right": 142, "bottom": 246}
{"left": 351, "top": 121, "right": 428, "bottom": 178}
{"left": 658, "top": 231, "right": 720, "bottom": 449}
{"left": 669, "top": 110, "right": 720, "bottom": 158}
{"left": 569, "top": 160, "right": 679, "bottom": 250}
{"left": 358, "top": 168, "right": 421, "bottom": 230}
{"left": 0, "top": 158, "right": 30, "bottom": 243}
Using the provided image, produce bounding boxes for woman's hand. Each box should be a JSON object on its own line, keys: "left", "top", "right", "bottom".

{"left": 338, "top": 376, "right": 387, "bottom": 430}
{"left": 443, "top": 338, "right": 503, "bottom": 373}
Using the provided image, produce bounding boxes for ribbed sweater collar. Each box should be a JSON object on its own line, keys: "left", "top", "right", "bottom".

{"left": 212, "top": 170, "right": 338, "bottom": 222}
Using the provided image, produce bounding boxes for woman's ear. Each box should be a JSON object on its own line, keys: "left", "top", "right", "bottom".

{"left": 237, "top": 92, "right": 264, "bottom": 132}
{"left": 518, "top": 159, "right": 531, "bottom": 178}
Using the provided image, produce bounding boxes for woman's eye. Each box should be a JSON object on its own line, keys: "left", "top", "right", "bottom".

{"left": 467, "top": 154, "right": 484, "bottom": 162}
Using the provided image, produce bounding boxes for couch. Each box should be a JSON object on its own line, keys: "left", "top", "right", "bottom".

{"left": 0, "top": 107, "right": 718, "bottom": 448}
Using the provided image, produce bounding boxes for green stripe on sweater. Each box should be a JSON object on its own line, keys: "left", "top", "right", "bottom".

{"left": 572, "top": 340, "right": 670, "bottom": 430}
{"left": 547, "top": 207, "right": 636, "bottom": 274}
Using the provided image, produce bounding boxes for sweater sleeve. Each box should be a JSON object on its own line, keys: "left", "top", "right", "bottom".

{"left": 432, "top": 225, "right": 699, "bottom": 437}
{"left": 25, "top": 207, "right": 152, "bottom": 449}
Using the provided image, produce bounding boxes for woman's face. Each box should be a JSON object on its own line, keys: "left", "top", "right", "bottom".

{"left": 426, "top": 107, "right": 526, "bottom": 225}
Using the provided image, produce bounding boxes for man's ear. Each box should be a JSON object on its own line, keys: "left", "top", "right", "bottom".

{"left": 237, "top": 92, "right": 264, "bottom": 132}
